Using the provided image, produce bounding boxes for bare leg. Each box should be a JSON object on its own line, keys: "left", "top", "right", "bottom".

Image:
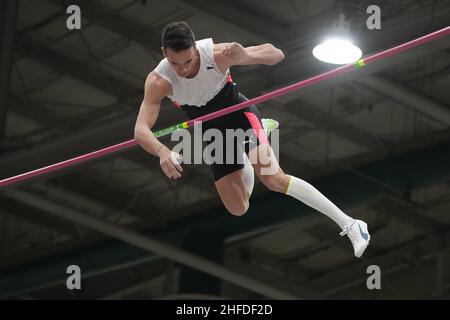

{"left": 214, "top": 168, "right": 250, "bottom": 216}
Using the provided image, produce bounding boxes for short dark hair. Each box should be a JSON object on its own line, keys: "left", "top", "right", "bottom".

{"left": 162, "top": 21, "right": 196, "bottom": 52}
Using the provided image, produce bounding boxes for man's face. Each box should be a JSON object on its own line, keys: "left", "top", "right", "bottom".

{"left": 163, "top": 46, "right": 197, "bottom": 78}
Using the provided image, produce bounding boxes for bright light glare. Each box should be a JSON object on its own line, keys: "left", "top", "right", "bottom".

{"left": 313, "top": 38, "right": 362, "bottom": 64}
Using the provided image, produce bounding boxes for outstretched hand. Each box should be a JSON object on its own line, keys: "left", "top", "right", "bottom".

{"left": 158, "top": 147, "right": 183, "bottom": 179}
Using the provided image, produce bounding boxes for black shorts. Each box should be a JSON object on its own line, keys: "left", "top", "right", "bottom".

{"left": 179, "top": 82, "right": 269, "bottom": 181}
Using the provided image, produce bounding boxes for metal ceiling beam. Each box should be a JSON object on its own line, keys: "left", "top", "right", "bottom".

{"left": 6, "top": 96, "right": 139, "bottom": 141}
{"left": 178, "top": 0, "right": 287, "bottom": 43}
{"left": 52, "top": 174, "right": 167, "bottom": 218}
{"left": 433, "top": 250, "right": 450, "bottom": 298}
{"left": 3, "top": 188, "right": 302, "bottom": 299}
{"left": 0, "top": 196, "right": 80, "bottom": 238}
{"left": 356, "top": 74, "right": 450, "bottom": 126}
{"left": 282, "top": 99, "right": 389, "bottom": 151}
{"left": 238, "top": 245, "right": 321, "bottom": 281}
{"left": 0, "top": 248, "right": 162, "bottom": 298}
{"left": 228, "top": 261, "right": 324, "bottom": 299}
{"left": 0, "top": 213, "right": 176, "bottom": 274}
{"left": 0, "top": 0, "right": 19, "bottom": 140}
{"left": 26, "top": 182, "right": 138, "bottom": 224}
{"left": 171, "top": 2, "right": 268, "bottom": 43}
{"left": 310, "top": 228, "right": 450, "bottom": 296}
{"left": 16, "top": 36, "right": 140, "bottom": 101}
{"left": 370, "top": 196, "right": 445, "bottom": 234}
{"left": 46, "top": 0, "right": 166, "bottom": 55}
{"left": 97, "top": 261, "right": 174, "bottom": 299}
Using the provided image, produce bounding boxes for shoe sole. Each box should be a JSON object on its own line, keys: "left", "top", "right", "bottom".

{"left": 355, "top": 220, "right": 370, "bottom": 258}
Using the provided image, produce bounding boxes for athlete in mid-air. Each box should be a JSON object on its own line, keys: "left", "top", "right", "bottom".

{"left": 134, "top": 21, "right": 370, "bottom": 257}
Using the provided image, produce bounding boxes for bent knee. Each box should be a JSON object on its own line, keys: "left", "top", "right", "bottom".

{"left": 226, "top": 201, "right": 249, "bottom": 217}
{"left": 262, "top": 172, "right": 289, "bottom": 193}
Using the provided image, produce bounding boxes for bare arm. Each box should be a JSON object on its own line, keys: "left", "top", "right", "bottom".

{"left": 134, "top": 72, "right": 168, "bottom": 155}
{"left": 134, "top": 72, "right": 183, "bottom": 179}
{"left": 215, "top": 42, "right": 285, "bottom": 71}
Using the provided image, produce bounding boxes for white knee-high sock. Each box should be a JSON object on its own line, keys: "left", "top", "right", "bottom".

{"left": 285, "top": 175, "right": 354, "bottom": 229}
{"left": 242, "top": 154, "right": 254, "bottom": 199}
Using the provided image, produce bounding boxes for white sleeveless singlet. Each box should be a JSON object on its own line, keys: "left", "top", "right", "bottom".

{"left": 153, "top": 38, "right": 230, "bottom": 107}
